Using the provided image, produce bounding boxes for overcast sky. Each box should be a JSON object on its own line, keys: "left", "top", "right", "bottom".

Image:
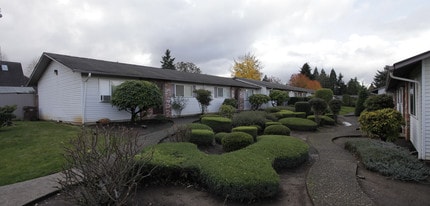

{"left": 1, "top": 0, "right": 429, "bottom": 85}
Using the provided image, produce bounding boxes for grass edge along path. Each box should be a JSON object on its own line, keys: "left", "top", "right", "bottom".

{"left": 0, "top": 121, "right": 80, "bottom": 186}
{"left": 137, "top": 135, "right": 309, "bottom": 201}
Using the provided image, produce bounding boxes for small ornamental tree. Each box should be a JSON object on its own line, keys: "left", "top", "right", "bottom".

{"left": 194, "top": 89, "right": 212, "bottom": 114}
{"left": 171, "top": 96, "right": 188, "bottom": 117}
{"left": 248, "top": 94, "right": 270, "bottom": 110}
{"left": 315, "top": 88, "right": 334, "bottom": 103}
{"left": 329, "top": 99, "right": 342, "bottom": 123}
{"left": 269, "top": 90, "right": 289, "bottom": 106}
{"left": 111, "top": 80, "right": 162, "bottom": 122}
{"left": 364, "top": 94, "right": 394, "bottom": 111}
{"left": 308, "top": 98, "right": 327, "bottom": 125}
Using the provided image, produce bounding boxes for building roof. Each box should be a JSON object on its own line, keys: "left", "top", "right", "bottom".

{"left": 27, "top": 53, "right": 258, "bottom": 89}
{"left": 0, "top": 61, "right": 29, "bottom": 86}
{"left": 386, "top": 50, "right": 430, "bottom": 90}
{"left": 235, "top": 77, "right": 315, "bottom": 93}
{"left": 0, "top": 86, "right": 35, "bottom": 94}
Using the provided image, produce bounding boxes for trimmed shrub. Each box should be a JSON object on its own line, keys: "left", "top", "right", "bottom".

{"left": 222, "top": 98, "right": 238, "bottom": 108}
{"left": 194, "top": 89, "right": 213, "bottom": 114}
{"left": 288, "top": 97, "right": 311, "bottom": 105}
{"left": 295, "top": 101, "right": 311, "bottom": 116}
{"left": 269, "top": 90, "right": 289, "bottom": 106}
{"left": 355, "top": 89, "right": 369, "bottom": 116}
{"left": 188, "top": 123, "right": 213, "bottom": 131}
{"left": 329, "top": 99, "right": 342, "bottom": 123}
{"left": 232, "top": 111, "right": 266, "bottom": 128}
{"left": 264, "top": 125, "right": 291, "bottom": 135}
{"left": 279, "top": 117, "right": 318, "bottom": 131}
{"left": 364, "top": 94, "right": 394, "bottom": 111}
{"left": 214, "top": 132, "right": 229, "bottom": 144}
{"left": 200, "top": 114, "right": 221, "bottom": 119}
{"left": 293, "top": 112, "right": 306, "bottom": 118}
{"left": 358, "top": 108, "right": 403, "bottom": 142}
{"left": 189, "top": 129, "right": 214, "bottom": 146}
{"left": 248, "top": 94, "right": 270, "bottom": 110}
{"left": 274, "top": 110, "right": 295, "bottom": 119}
{"left": 315, "top": 88, "right": 333, "bottom": 103}
{"left": 222, "top": 132, "right": 254, "bottom": 152}
{"left": 265, "top": 107, "right": 281, "bottom": 113}
{"left": 201, "top": 116, "right": 232, "bottom": 133}
{"left": 265, "top": 113, "right": 278, "bottom": 122}
{"left": 265, "top": 121, "right": 282, "bottom": 127}
{"left": 218, "top": 104, "right": 236, "bottom": 119}
{"left": 308, "top": 98, "right": 327, "bottom": 125}
{"left": 345, "top": 139, "right": 430, "bottom": 181}
{"left": 307, "top": 115, "right": 335, "bottom": 126}
{"left": 232, "top": 126, "right": 258, "bottom": 141}
{"left": 139, "top": 135, "right": 309, "bottom": 201}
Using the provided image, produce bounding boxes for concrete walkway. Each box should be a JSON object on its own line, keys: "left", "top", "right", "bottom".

{"left": 0, "top": 116, "right": 198, "bottom": 206}
{"left": 305, "top": 115, "right": 374, "bottom": 206}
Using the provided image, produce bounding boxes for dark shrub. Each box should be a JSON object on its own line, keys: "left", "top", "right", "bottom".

{"left": 307, "top": 115, "right": 335, "bottom": 126}
{"left": 329, "top": 99, "right": 342, "bottom": 123}
{"left": 293, "top": 112, "right": 306, "bottom": 118}
{"left": 214, "top": 132, "right": 229, "bottom": 144}
{"left": 248, "top": 94, "right": 270, "bottom": 110}
{"left": 364, "top": 94, "right": 394, "bottom": 111}
{"left": 265, "top": 121, "right": 282, "bottom": 127}
{"left": 264, "top": 125, "right": 291, "bottom": 135}
{"left": 222, "top": 132, "right": 254, "bottom": 152}
{"left": 218, "top": 104, "right": 236, "bottom": 119}
{"left": 288, "top": 97, "right": 311, "bottom": 105}
{"left": 265, "top": 113, "right": 278, "bottom": 122}
{"left": 315, "top": 88, "right": 334, "bottom": 103}
{"left": 279, "top": 117, "right": 318, "bottom": 131}
{"left": 232, "top": 111, "right": 266, "bottom": 128}
{"left": 295, "top": 101, "right": 311, "bottom": 116}
{"left": 0, "top": 105, "right": 17, "bottom": 127}
{"left": 188, "top": 123, "right": 213, "bottom": 131}
{"left": 355, "top": 89, "right": 369, "bottom": 116}
{"left": 232, "top": 126, "right": 258, "bottom": 141}
{"left": 265, "top": 107, "right": 281, "bottom": 113}
{"left": 189, "top": 129, "right": 214, "bottom": 146}
{"left": 269, "top": 90, "right": 289, "bottom": 106}
{"left": 201, "top": 116, "right": 232, "bottom": 133}
{"left": 308, "top": 98, "right": 327, "bottom": 125}
{"left": 358, "top": 108, "right": 403, "bottom": 142}
{"left": 222, "top": 98, "right": 238, "bottom": 108}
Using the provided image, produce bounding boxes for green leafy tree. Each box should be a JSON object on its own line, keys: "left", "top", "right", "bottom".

{"left": 160, "top": 49, "right": 176, "bottom": 70}
{"left": 315, "top": 88, "right": 334, "bottom": 103}
{"left": 346, "top": 77, "right": 361, "bottom": 95}
{"left": 111, "top": 80, "right": 162, "bottom": 122}
{"left": 355, "top": 89, "right": 369, "bottom": 116}
{"left": 175, "top": 61, "right": 201, "bottom": 73}
{"left": 372, "top": 66, "right": 389, "bottom": 88}
{"left": 248, "top": 94, "right": 270, "bottom": 110}
{"left": 194, "top": 89, "right": 212, "bottom": 114}
{"left": 329, "top": 99, "right": 342, "bottom": 123}
{"left": 269, "top": 90, "right": 289, "bottom": 106}
{"left": 231, "top": 53, "right": 263, "bottom": 80}
{"left": 309, "top": 98, "right": 328, "bottom": 125}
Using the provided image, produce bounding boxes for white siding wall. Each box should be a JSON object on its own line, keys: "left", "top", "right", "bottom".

{"left": 38, "top": 61, "right": 82, "bottom": 123}
{"left": 83, "top": 77, "right": 131, "bottom": 122}
{"left": 421, "top": 58, "right": 430, "bottom": 159}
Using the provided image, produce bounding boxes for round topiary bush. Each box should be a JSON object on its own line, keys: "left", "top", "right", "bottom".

{"left": 218, "top": 104, "right": 236, "bottom": 118}
{"left": 264, "top": 125, "right": 291, "bottom": 135}
{"left": 274, "top": 110, "right": 295, "bottom": 119}
{"left": 201, "top": 116, "right": 232, "bottom": 133}
{"left": 232, "top": 126, "right": 258, "bottom": 141}
{"left": 214, "top": 132, "right": 229, "bottom": 144}
{"left": 188, "top": 123, "right": 214, "bottom": 131}
{"left": 278, "top": 117, "right": 318, "bottom": 131}
{"left": 295, "top": 101, "right": 311, "bottom": 116}
{"left": 189, "top": 129, "right": 214, "bottom": 146}
{"left": 265, "top": 121, "right": 282, "bottom": 127}
{"left": 222, "top": 132, "right": 254, "bottom": 152}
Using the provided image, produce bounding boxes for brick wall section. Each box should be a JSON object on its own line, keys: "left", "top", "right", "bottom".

{"left": 163, "top": 82, "right": 173, "bottom": 117}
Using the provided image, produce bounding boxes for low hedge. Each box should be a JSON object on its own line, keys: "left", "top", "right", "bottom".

{"left": 274, "top": 110, "right": 295, "bottom": 119}
{"left": 265, "top": 107, "right": 281, "bottom": 113}
{"left": 189, "top": 129, "right": 214, "bottom": 146}
{"left": 232, "top": 126, "right": 258, "bottom": 141}
{"left": 201, "top": 116, "right": 232, "bottom": 133}
{"left": 307, "top": 115, "right": 335, "bottom": 126}
{"left": 345, "top": 139, "right": 430, "bottom": 181}
{"left": 278, "top": 117, "right": 318, "bottom": 131}
{"left": 264, "top": 125, "right": 291, "bottom": 136}
{"left": 232, "top": 111, "right": 267, "bottom": 128}
{"left": 214, "top": 132, "right": 229, "bottom": 144}
{"left": 188, "top": 123, "right": 213, "bottom": 131}
{"left": 138, "top": 135, "right": 309, "bottom": 201}
{"left": 265, "top": 121, "right": 282, "bottom": 127}
{"left": 222, "top": 132, "right": 254, "bottom": 152}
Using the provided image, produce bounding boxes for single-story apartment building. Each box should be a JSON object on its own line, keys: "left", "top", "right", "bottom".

{"left": 27, "top": 52, "right": 258, "bottom": 124}
{"left": 386, "top": 50, "right": 430, "bottom": 160}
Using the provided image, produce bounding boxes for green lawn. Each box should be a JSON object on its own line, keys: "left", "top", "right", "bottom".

{"left": 340, "top": 106, "right": 355, "bottom": 115}
{"left": 0, "top": 121, "right": 80, "bottom": 186}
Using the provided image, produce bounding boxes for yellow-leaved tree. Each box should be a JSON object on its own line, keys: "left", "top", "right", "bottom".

{"left": 231, "top": 53, "right": 263, "bottom": 80}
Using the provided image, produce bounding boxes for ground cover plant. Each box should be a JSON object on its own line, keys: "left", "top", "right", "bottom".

{"left": 279, "top": 117, "right": 318, "bottom": 131}
{"left": 0, "top": 121, "right": 80, "bottom": 186}
{"left": 345, "top": 139, "right": 430, "bottom": 181}
{"left": 138, "top": 135, "right": 309, "bottom": 201}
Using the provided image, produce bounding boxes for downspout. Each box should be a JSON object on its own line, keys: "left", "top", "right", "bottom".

{"left": 82, "top": 73, "right": 92, "bottom": 124}
{"left": 389, "top": 71, "right": 423, "bottom": 158}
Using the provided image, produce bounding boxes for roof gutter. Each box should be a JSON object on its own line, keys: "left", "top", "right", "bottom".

{"left": 82, "top": 73, "right": 92, "bottom": 124}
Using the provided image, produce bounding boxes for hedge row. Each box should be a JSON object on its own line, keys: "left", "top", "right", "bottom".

{"left": 138, "top": 135, "right": 309, "bottom": 201}
{"left": 278, "top": 117, "right": 318, "bottom": 131}
{"left": 201, "top": 116, "right": 232, "bottom": 133}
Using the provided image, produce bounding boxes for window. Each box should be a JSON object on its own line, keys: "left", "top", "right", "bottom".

{"left": 1, "top": 65, "right": 8, "bottom": 71}
{"left": 215, "top": 87, "right": 224, "bottom": 98}
{"left": 99, "top": 79, "right": 123, "bottom": 103}
{"left": 246, "top": 89, "right": 254, "bottom": 99}
{"left": 409, "top": 83, "right": 416, "bottom": 116}
{"left": 175, "top": 84, "right": 193, "bottom": 97}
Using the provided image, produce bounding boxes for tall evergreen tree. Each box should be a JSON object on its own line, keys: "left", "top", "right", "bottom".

{"left": 318, "top": 69, "right": 330, "bottom": 88}
{"left": 346, "top": 77, "right": 361, "bottom": 95}
{"left": 312, "top": 67, "right": 319, "bottom": 80}
{"left": 160, "top": 49, "right": 176, "bottom": 70}
{"left": 300, "top": 63, "right": 313, "bottom": 80}
{"left": 329, "top": 69, "right": 337, "bottom": 92}
{"left": 262, "top": 75, "right": 269, "bottom": 82}
{"left": 372, "top": 66, "right": 389, "bottom": 88}
{"left": 337, "top": 73, "right": 347, "bottom": 95}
